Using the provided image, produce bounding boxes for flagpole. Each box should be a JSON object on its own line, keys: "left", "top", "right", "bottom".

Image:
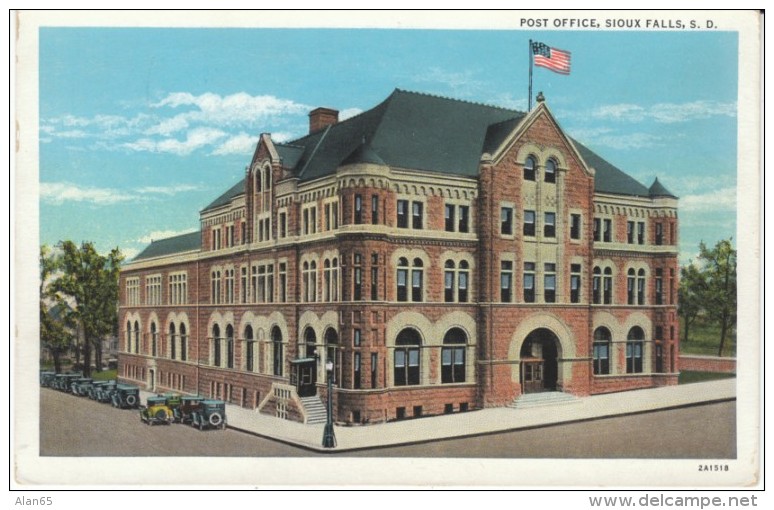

{"left": 528, "top": 39, "right": 533, "bottom": 111}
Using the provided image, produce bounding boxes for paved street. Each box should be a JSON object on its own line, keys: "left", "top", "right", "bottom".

{"left": 40, "top": 388, "right": 735, "bottom": 458}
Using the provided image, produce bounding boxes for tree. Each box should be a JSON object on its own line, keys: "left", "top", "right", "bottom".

{"left": 47, "top": 241, "right": 123, "bottom": 377}
{"left": 697, "top": 239, "right": 737, "bottom": 357}
{"left": 678, "top": 262, "right": 706, "bottom": 345}
{"left": 40, "top": 245, "right": 74, "bottom": 373}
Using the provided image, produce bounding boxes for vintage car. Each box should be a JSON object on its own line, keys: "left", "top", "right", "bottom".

{"left": 54, "top": 373, "right": 81, "bottom": 392}
{"left": 190, "top": 400, "right": 227, "bottom": 431}
{"left": 40, "top": 372, "right": 56, "bottom": 387}
{"left": 139, "top": 396, "right": 174, "bottom": 425}
{"left": 95, "top": 381, "right": 118, "bottom": 403}
{"left": 174, "top": 395, "right": 204, "bottom": 424}
{"left": 70, "top": 377, "right": 93, "bottom": 396}
{"left": 88, "top": 380, "right": 109, "bottom": 400}
{"left": 111, "top": 384, "right": 140, "bottom": 409}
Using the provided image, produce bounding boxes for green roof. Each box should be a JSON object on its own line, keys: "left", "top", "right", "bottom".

{"left": 202, "top": 180, "right": 245, "bottom": 213}
{"left": 133, "top": 231, "right": 201, "bottom": 261}
{"left": 649, "top": 177, "right": 677, "bottom": 198}
{"left": 571, "top": 139, "right": 651, "bottom": 197}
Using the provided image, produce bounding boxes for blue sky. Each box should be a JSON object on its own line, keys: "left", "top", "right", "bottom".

{"left": 38, "top": 28, "right": 738, "bottom": 263}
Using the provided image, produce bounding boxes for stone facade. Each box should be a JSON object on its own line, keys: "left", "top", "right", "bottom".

{"left": 118, "top": 91, "right": 680, "bottom": 425}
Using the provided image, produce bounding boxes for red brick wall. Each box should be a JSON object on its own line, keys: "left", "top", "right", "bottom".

{"left": 679, "top": 355, "right": 736, "bottom": 373}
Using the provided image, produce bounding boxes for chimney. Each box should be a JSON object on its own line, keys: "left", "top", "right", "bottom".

{"left": 309, "top": 107, "right": 339, "bottom": 134}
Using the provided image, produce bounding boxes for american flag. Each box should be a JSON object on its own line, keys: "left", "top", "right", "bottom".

{"left": 532, "top": 41, "right": 571, "bottom": 75}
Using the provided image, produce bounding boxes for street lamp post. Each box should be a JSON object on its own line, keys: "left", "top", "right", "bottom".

{"left": 322, "top": 359, "right": 336, "bottom": 448}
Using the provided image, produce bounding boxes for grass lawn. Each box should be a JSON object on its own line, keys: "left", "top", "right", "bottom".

{"left": 91, "top": 369, "right": 117, "bottom": 381}
{"left": 680, "top": 316, "right": 736, "bottom": 357}
{"left": 678, "top": 371, "right": 736, "bottom": 385}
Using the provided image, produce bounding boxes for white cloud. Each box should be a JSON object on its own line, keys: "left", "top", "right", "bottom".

{"left": 135, "top": 184, "right": 200, "bottom": 195}
{"left": 680, "top": 187, "right": 737, "bottom": 212}
{"left": 40, "top": 182, "right": 136, "bottom": 205}
{"left": 123, "top": 127, "right": 227, "bottom": 155}
{"left": 569, "top": 127, "right": 660, "bottom": 150}
{"left": 211, "top": 132, "right": 259, "bottom": 156}
{"left": 137, "top": 228, "right": 198, "bottom": 244}
{"left": 269, "top": 131, "right": 295, "bottom": 143}
{"left": 121, "top": 247, "right": 140, "bottom": 260}
{"left": 591, "top": 100, "right": 737, "bottom": 124}
{"left": 338, "top": 108, "right": 363, "bottom": 121}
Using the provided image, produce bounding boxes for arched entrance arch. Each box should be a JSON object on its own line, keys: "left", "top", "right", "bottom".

{"left": 519, "top": 328, "right": 561, "bottom": 393}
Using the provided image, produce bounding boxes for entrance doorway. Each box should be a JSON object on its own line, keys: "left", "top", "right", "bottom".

{"left": 290, "top": 359, "right": 317, "bottom": 397}
{"left": 519, "top": 328, "right": 559, "bottom": 393}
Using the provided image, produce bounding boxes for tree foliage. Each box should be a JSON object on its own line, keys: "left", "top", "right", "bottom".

{"left": 40, "top": 245, "right": 75, "bottom": 373}
{"left": 43, "top": 241, "right": 123, "bottom": 376}
{"left": 679, "top": 239, "right": 737, "bottom": 356}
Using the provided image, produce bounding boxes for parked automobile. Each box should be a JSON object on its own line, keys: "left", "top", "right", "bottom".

{"left": 70, "top": 377, "right": 93, "bottom": 396}
{"left": 54, "top": 373, "right": 81, "bottom": 392}
{"left": 111, "top": 384, "right": 140, "bottom": 409}
{"left": 190, "top": 400, "right": 227, "bottom": 431}
{"left": 40, "top": 372, "right": 56, "bottom": 387}
{"left": 88, "top": 380, "right": 109, "bottom": 400}
{"left": 139, "top": 396, "right": 174, "bottom": 425}
{"left": 95, "top": 381, "right": 117, "bottom": 403}
{"left": 174, "top": 395, "right": 204, "bottom": 424}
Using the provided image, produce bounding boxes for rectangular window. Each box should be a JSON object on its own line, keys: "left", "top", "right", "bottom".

{"left": 441, "top": 346, "right": 466, "bottom": 383}
{"left": 324, "top": 203, "right": 331, "bottom": 231}
{"left": 523, "top": 262, "right": 535, "bottom": 303}
{"left": 544, "top": 212, "right": 556, "bottom": 238}
{"left": 445, "top": 204, "right": 455, "bottom": 232}
{"left": 638, "top": 222, "right": 645, "bottom": 245}
{"left": 279, "top": 212, "right": 287, "bottom": 238}
{"left": 371, "top": 266, "right": 378, "bottom": 301}
{"left": 655, "top": 222, "right": 663, "bottom": 245}
{"left": 501, "top": 207, "right": 513, "bottom": 235}
{"left": 354, "top": 267, "right": 362, "bottom": 301}
{"left": 655, "top": 268, "right": 663, "bottom": 305}
{"left": 279, "top": 263, "right": 287, "bottom": 303}
{"left": 354, "top": 329, "right": 361, "bottom": 347}
{"left": 627, "top": 343, "right": 644, "bottom": 374}
{"left": 500, "top": 260, "right": 513, "bottom": 303}
{"left": 524, "top": 210, "right": 536, "bottom": 237}
{"left": 240, "top": 222, "right": 246, "bottom": 245}
{"left": 593, "top": 343, "right": 610, "bottom": 375}
{"left": 570, "top": 264, "right": 581, "bottom": 303}
{"left": 458, "top": 205, "right": 469, "bottom": 233}
{"left": 628, "top": 272, "right": 636, "bottom": 305}
{"left": 627, "top": 221, "right": 635, "bottom": 244}
{"left": 544, "top": 263, "right": 556, "bottom": 303}
{"left": 354, "top": 353, "right": 361, "bottom": 390}
{"left": 303, "top": 209, "right": 309, "bottom": 236}
{"left": 412, "top": 201, "right": 423, "bottom": 229}
{"left": 458, "top": 270, "right": 468, "bottom": 303}
{"left": 354, "top": 194, "right": 363, "bottom": 224}
{"left": 310, "top": 207, "right": 317, "bottom": 234}
{"left": 371, "top": 195, "right": 379, "bottom": 224}
{"left": 603, "top": 219, "right": 612, "bottom": 242}
{"left": 126, "top": 277, "right": 140, "bottom": 306}
{"left": 397, "top": 200, "right": 408, "bottom": 228}
{"left": 570, "top": 214, "right": 581, "bottom": 240}
{"left": 593, "top": 218, "right": 601, "bottom": 242}
{"left": 267, "top": 264, "right": 274, "bottom": 303}
{"left": 371, "top": 353, "right": 378, "bottom": 388}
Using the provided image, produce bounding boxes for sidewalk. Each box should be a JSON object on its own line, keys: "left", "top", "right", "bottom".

{"left": 144, "top": 379, "right": 735, "bottom": 453}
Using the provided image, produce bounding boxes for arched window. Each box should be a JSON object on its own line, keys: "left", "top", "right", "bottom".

{"left": 226, "top": 325, "right": 234, "bottom": 369}
{"left": 593, "top": 327, "right": 611, "bottom": 375}
{"left": 180, "top": 323, "right": 187, "bottom": 361}
{"left": 441, "top": 328, "right": 467, "bottom": 383}
{"left": 603, "top": 267, "right": 613, "bottom": 304}
{"left": 169, "top": 323, "right": 176, "bottom": 360}
{"left": 394, "top": 328, "right": 421, "bottom": 386}
{"left": 444, "top": 260, "right": 455, "bottom": 303}
{"left": 134, "top": 321, "right": 140, "bottom": 354}
{"left": 637, "top": 269, "right": 646, "bottom": 305}
{"left": 592, "top": 267, "right": 602, "bottom": 304}
{"left": 627, "top": 326, "right": 645, "bottom": 374}
{"left": 150, "top": 322, "right": 157, "bottom": 357}
{"left": 325, "top": 328, "right": 339, "bottom": 384}
{"left": 524, "top": 155, "right": 537, "bottom": 181}
{"left": 126, "top": 321, "right": 131, "bottom": 353}
{"left": 545, "top": 158, "right": 557, "bottom": 183}
{"left": 323, "top": 259, "right": 332, "bottom": 302}
{"left": 304, "top": 327, "right": 317, "bottom": 359}
{"left": 458, "top": 261, "right": 469, "bottom": 303}
{"left": 627, "top": 268, "right": 636, "bottom": 305}
{"left": 396, "top": 257, "right": 409, "bottom": 302}
{"left": 411, "top": 258, "right": 423, "bottom": 302}
{"left": 245, "top": 326, "right": 254, "bottom": 372}
{"left": 272, "top": 326, "right": 283, "bottom": 376}
{"left": 332, "top": 258, "right": 339, "bottom": 301}
{"left": 212, "top": 324, "right": 221, "bottom": 367}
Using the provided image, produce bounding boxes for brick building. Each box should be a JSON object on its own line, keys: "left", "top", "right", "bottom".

{"left": 118, "top": 89, "right": 680, "bottom": 424}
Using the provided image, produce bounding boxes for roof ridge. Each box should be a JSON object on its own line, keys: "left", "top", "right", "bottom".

{"left": 393, "top": 88, "right": 524, "bottom": 114}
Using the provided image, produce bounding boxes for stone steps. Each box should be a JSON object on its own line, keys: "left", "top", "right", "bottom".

{"left": 508, "top": 391, "right": 581, "bottom": 410}
{"left": 299, "top": 396, "right": 327, "bottom": 424}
